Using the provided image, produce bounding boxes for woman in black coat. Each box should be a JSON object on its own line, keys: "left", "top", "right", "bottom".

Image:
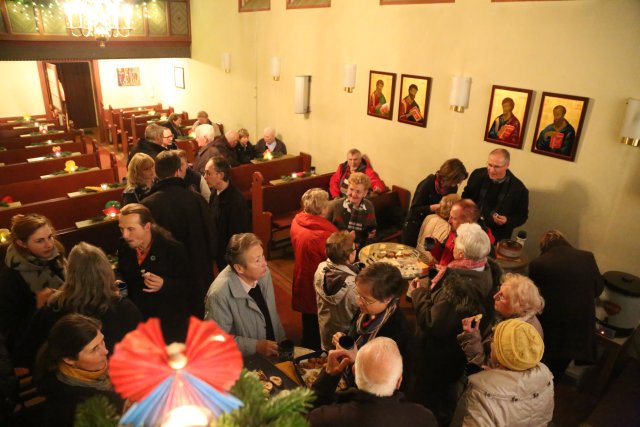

{"left": 0, "top": 214, "right": 65, "bottom": 361}
{"left": 20, "top": 242, "right": 142, "bottom": 369}
{"left": 35, "top": 314, "right": 124, "bottom": 427}
{"left": 401, "top": 158, "right": 468, "bottom": 247}
{"left": 529, "top": 230, "right": 604, "bottom": 382}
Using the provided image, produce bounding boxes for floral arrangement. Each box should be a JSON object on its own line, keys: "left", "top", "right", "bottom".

{"left": 0, "top": 196, "right": 14, "bottom": 208}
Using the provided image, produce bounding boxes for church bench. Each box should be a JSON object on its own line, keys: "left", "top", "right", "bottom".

{"left": 0, "top": 120, "right": 56, "bottom": 130}
{"left": 176, "top": 138, "right": 198, "bottom": 163}
{"left": 0, "top": 141, "right": 85, "bottom": 165}
{"left": 0, "top": 168, "right": 116, "bottom": 205}
{"left": 251, "top": 171, "right": 332, "bottom": 258}
{"left": 230, "top": 152, "right": 312, "bottom": 200}
{"left": 0, "top": 114, "right": 48, "bottom": 123}
{"left": 0, "top": 188, "right": 125, "bottom": 230}
{"left": 0, "top": 125, "right": 66, "bottom": 139}
{"left": 0, "top": 132, "right": 81, "bottom": 151}
{"left": 0, "top": 153, "right": 101, "bottom": 185}
{"left": 367, "top": 185, "right": 411, "bottom": 243}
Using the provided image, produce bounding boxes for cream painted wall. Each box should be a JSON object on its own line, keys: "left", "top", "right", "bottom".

{"left": 185, "top": 0, "right": 640, "bottom": 275}
{"left": 0, "top": 62, "right": 45, "bottom": 117}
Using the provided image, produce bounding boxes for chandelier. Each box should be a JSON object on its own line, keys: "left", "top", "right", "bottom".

{"left": 63, "top": 0, "right": 134, "bottom": 47}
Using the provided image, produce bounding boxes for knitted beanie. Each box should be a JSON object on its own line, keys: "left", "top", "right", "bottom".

{"left": 493, "top": 319, "right": 544, "bottom": 371}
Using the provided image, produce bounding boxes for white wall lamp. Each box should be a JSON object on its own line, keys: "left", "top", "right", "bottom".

{"left": 449, "top": 75, "right": 471, "bottom": 113}
{"left": 222, "top": 53, "right": 231, "bottom": 73}
{"left": 294, "top": 75, "right": 311, "bottom": 114}
{"left": 343, "top": 64, "right": 357, "bottom": 93}
{"left": 271, "top": 57, "right": 281, "bottom": 81}
{"left": 621, "top": 98, "right": 640, "bottom": 147}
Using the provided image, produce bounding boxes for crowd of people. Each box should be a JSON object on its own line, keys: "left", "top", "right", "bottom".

{"left": 0, "top": 116, "right": 607, "bottom": 426}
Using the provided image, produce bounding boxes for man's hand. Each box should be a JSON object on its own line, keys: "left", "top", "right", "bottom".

{"left": 331, "top": 332, "right": 345, "bottom": 348}
{"left": 325, "top": 348, "right": 353, "bottom": 376}
{"left": 256, "top": 339, "right": 279, "bottom": 357}
{"left": 142, "top": 271, "right": 164, "bottom": 293}
{"left": 461, "top": 315, "right": 481, "bottom": 334}
{"left": 492, "top": 212, "right": 507, "bottom": 225}
{"left": 373, "top": 187, "right": 384, "bottom": 194}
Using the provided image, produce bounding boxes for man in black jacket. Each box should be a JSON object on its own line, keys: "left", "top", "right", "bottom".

{"left": 462, "top": 148, "right": 528, "bottom": 241}
{"left": 309, "top": 336, "right": 437, "bottom": 427}
{"left": 142, "top": 151, "right": 216, "bottom": 318}
{"left": 127, "top": 123, "right": 172, "bottom": 165}
{"left": 204, "top": 156, "right": 250, "bottom": 270}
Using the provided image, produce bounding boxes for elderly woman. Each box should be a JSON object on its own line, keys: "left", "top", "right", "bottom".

{"left": 408, "top": 222, "right": 501, "bottom": 425}
{"left": 123, "top": 152, "right": 155, "bottom": 205}
{"left": 163, "top": 113, "right": 183, "bottom": 142}
{"left": 451, "top": 319, "right": 554, "bottom": 427}
{"left": 0, "top": 214, "right": 65, "bottom": 360}
{"left": 333, "top": 262, "right": 410, "bottom": 387}
{"left": 327, "top": 172, "right": 377, "bottom": 249}
{"left": 291, "top": 188, "right": 338, "bottom": 350}
{"left": 458, "top": 273, "right": 544, "bottom": 371}
{"left": 191, "top": 110, "right": 213, "bottom": 131}
{"left": 35, "top": 314, "right": 124, "bottom": 427}
{"left": 21, "top": 243, "right": 142, "bottom": 368}
{"left": 314, "top": 231, "right": 360, "bottom": 351}
{"left": 205, "top": 233, "right": 286, "bottom": 357}
{"left": 416, "top": 193, "right": 460, "bottom": 261}
{"left": 402, "top": 158, "right": 468, "bottom": 246}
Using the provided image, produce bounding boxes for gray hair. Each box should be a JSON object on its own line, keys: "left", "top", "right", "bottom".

{"left": 355, "top": 337, "right": 402, "bottom": 397}
{"left": 195, "top": 124, "right": 217, "bottom": 143}
{"left": 301, "top": 188, "right": 330, "bottom": 215}
{"left": 145, "top": 123, "right": 165, "bottom": 142}
{"left": 501, "top": 273, "right": 545, "bottom": 316}
{"left": 454, "top": 223, "right": 490, "bottom": 260}
{"left": 490, "top": 148, "right": 510, "bottom": 165}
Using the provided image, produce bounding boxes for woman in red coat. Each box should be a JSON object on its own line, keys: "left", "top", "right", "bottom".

{"left": 291, "top": 188, "right": 338, "bottom": 350}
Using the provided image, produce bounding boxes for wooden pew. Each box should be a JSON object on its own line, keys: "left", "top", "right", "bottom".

{"left": 0, "top": 132, "right": 81, "bottom": 150}
{"left": 368, "top": 185, "right": 411, "bottom": 243}
{"left": 251, "top": 171, "right": 332, "bottom": 258}
{"left": 0, "top": 125, "right": 65, "bottom": 139}
{"left": 0, "top": 141, "right": 85, "bottom": 165}
{"left": 0, "top": 120, "right": 56, "bottom": 130}
{"left": 176, "top": 138, "right": 198, "bottom": 164}
{"left": 229, "top": 152, "right": 312, "bottom": 199}
{"left": 0, "top": 153, "right": 100, "bottom": 185}
{"left": 0, "top": 114, "right": 48, "bottom": 123}
{"left": 0, "top": 188, "right": 125, "bottom": 230}
{"left": 0, "top": 168, "right": 116, "bottom": 205}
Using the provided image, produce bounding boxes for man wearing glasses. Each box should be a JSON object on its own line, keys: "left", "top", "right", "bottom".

{"left": 128, "top": 123, "right": 170, "bottom": 165}
{"left": 462, "top": 148, "right": 529, "bottom": 241}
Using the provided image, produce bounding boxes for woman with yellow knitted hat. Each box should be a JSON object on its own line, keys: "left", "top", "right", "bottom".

{"left": 450, "top": 319, "right": 554, "bottom": 427}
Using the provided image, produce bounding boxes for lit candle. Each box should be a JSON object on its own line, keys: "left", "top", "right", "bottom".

{"left": 46, "top": 140, "right": 52, "bottom": 144}
{"left": 100, "top": 183, "right": 109, "bottom": 191}
{"left": 263, "top": 150, "right": 273, "bottom": 160}
{"left": 0, "top": 229, "right": 10, "bottom": 244}
{"left": 23, "top": 114, "right": 30, "bottom": 122}
{"left": 291, "top": 173, "right": 297, "bottom": 178}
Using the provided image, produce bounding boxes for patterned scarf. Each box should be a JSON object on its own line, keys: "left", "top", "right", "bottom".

{"left": 4, "top": 244, "right": 65, "bottom": 293}
{"left": 350, "top": 302, "right": 398, "bottom": 349}
{"left": 431, "top": 257, "right": 487, "bottom": 288}
{"left": 343, "top": 198, "right": 367, "bottom": 232}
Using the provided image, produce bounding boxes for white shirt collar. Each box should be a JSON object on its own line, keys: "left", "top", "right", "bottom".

{"left": 266, "top": 141, "right": 277, "bottom": 151}
{"left": 238, "top": 275, "right": 258, "bottom": 294}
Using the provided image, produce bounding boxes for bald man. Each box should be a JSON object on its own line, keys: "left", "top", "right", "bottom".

{"left": 309, "top": 337, "right": 437, "bottom": 427}
{"left": 255, "top": 126, "right": 287, "bottom": 156}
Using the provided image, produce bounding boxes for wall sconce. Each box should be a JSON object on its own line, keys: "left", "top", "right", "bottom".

{"left": 343, "top": 64, "right": 356, "bottom": 93}
{"left": 294, "top": 76, "right": 311, "bottom": 114}
{"left": 221, "top": 53, "right": 231, "bottom": 73}
{"left": 271, "top": 57, "right": 281, "bottom": 81}
{"left": 620, "top": 98, "right": 640, "bottom": 147}
{"left": 449, "top": 75, "right": 471, "bottom": 113}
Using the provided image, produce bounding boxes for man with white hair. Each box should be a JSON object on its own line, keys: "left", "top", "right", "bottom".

{"left": 308, "top": 337, "right": 437, "bottom": 427}
{"left": 193, "top": 124, "right": 241, "bottom": 174}
{"left": 255, "top": 126, "right": 287, "bottom": 156}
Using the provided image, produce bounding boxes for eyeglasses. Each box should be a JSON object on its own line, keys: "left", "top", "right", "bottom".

{"left": 163, "top": 135, "right": 173, "bottom": 139}
{"left": 354, "top": 289, "right": 377, "bottom": 306}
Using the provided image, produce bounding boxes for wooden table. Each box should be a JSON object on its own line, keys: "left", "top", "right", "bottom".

{"left": 495, "top": 252, "right": 529, "bottom": 275}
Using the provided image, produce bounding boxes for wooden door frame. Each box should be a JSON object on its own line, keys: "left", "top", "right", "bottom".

{"left": 37, "top": 60, "right": 104, "bottom": 131}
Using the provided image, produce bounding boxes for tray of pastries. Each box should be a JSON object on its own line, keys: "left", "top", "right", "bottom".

{"left": 358, "top": 242, "right": 425, "bottom": 279}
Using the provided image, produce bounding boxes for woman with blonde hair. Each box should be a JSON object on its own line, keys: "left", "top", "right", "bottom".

{"left": 21, "top": 242, "right": 142, "bottom": 368}
{"left": 291, "top": 188, "right": 338, "bottom": 349}
{"left": 0, "top": 214, "right": 65, "bottom": 359}
{"left": 458, "top": 273, "right": 544, "bottom": 371}
{"left": 123, "top": 152, "right": 155, "bottom": 205}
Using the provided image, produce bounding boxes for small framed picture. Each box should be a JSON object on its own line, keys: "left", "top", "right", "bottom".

{"left": 174, "top": 67, "right": 185, "bottom": 89}
{"left": 397, "top": 74, "right": 432, "bottom": 128}
{"left": 367, "top": 70, "right": 396, "bottom": 120}
{"left": 117, "top": 67, "right": 141, "bottom": 87}
{"left": 484, "top": 85, "right": 533, "bottom": 149}
{"left": 531, "top": 92, "right": 589, "bottom": 162}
